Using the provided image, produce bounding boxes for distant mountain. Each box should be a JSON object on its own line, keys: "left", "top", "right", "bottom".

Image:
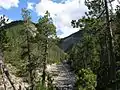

{"left": 3, "top": 20, "right": 83, "bottom": 53}
{"left": 59, "top": 30, "right": 84, "bottom": 52}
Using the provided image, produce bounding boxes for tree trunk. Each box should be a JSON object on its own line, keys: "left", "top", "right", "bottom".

{"left": 42, "top": 33, "right": 48, "bottom": 85}
{"left": 104, "top": 0, "right": 116, "bottom": 89}
{"left": 26, "top": 24, "right": 34, "bottom": 90}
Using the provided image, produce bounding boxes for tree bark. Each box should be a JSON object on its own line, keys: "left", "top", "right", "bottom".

{"left": 42, "top": 33, "right": 48, "bottom": 85}
{"left": 26, "top": 22, "right": 34, "bottom": 90}
{"left": 104, "top": 0, "right": 116, "bottom": 89}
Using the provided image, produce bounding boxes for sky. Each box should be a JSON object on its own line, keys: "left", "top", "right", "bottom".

{"left": 0, "top": 0, "right": 119, "bottom": 38}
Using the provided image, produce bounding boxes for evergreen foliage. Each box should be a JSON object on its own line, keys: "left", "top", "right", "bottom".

{"left": 1, "top": 0, "right": 120, "bottom": 89}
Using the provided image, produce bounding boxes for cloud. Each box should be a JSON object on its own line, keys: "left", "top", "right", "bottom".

{"left": 111, "top": 0, "right": 120, "bottom": 10}
{"left": 7, "top": 18, "right": 13, "bottom": 23}
{"left": 57, "top": 29, "right": 64, "bottom": 35}
{"left": 35, "top": 0, "right": 88, "bottom": 38}
{"left": 57, "top": 26, "right": 79, "bottom": 38}
{"left": 0, "top": 0, "right": 19, "bottom": 9}
{"left": 27, "top": 2, "right": 35, "bottom": 10}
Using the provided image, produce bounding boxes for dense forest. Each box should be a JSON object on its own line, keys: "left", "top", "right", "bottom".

{"left": 1, "top": 0, "right": 120, "bottom": 90}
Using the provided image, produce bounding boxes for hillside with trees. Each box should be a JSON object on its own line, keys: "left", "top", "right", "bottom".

{"left": 1, "top": 0, "right": 120, "bottom": 90}
{"left": 0, "top": 9, "right": 67, "bottom": 90}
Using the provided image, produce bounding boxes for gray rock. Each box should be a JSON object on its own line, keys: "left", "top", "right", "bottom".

{"left": 47, "top": 62, "right": 76, "bottom": 90}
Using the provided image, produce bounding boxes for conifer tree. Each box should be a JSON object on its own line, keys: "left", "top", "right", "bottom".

{"left": 71, "top": 0, "right": 116, "bottom": 89}
{"left": 21, "top": 8, "right": 36, "bottom": 90}
{"left": 37, "top": 11, "right": 56, "bottom": 85}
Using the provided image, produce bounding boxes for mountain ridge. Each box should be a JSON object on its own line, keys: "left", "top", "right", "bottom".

{"left": 59, "top": 30, "right": 84, "bottom": 52}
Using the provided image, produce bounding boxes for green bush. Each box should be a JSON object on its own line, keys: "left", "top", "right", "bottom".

{"left": 76, "top": 68, "right": 97, "bottom": 90}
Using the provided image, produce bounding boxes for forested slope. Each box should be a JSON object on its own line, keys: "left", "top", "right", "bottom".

{"left": 59, "top": 30, "right": 83, "bottom": 52}
{"left": 2, "top": 20, "right": 66, "bottom": 76}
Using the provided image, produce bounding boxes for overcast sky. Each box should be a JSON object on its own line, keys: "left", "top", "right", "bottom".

{"left": 0, "top": 0, "right": 119, "bottom": 38}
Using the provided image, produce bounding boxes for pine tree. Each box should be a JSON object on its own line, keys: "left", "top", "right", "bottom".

{"left": 71, "top": 0, "right": 116, "bottom": 89}
{"left": 104, "top": 0, "right": 116, "bottom": 89}
{"left": 21, "top": 8, "right": 37, "bottom": 90}
{"left": 37, "top": 11, "right": 56, "bottom": 85}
